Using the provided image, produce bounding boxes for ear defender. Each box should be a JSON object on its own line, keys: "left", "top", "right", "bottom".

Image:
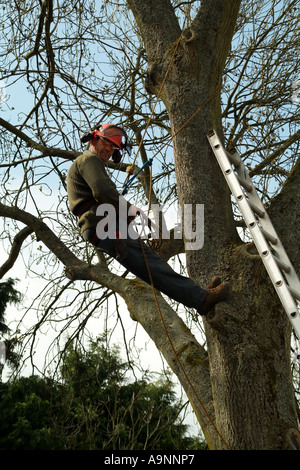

{"left": 112, "top": 149, "right": 122, "bottom": 163}
{"left": 80, "top": 130, "right": 94, "bottom": 143}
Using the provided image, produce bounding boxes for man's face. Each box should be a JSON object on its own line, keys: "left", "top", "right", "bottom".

{"left": 93, "top": 137, "right": 118, "bottom": 161}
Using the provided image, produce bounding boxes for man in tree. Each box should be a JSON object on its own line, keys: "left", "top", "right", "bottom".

{"left": 66, "top": 123, "right": 229, "bottom": 316}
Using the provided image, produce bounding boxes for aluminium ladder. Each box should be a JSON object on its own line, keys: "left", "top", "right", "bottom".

{"left": 207, "top": 129, "right": 300, "bottom": 340}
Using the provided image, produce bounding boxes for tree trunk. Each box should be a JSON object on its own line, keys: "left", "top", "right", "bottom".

{"left": 126, "top": 0, "right": 300, "bottom": 449}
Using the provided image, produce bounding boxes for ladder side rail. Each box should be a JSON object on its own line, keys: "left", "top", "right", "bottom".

{"left": 249, "top": 223, "right": 297, "bottom": 309}
{"left": 228, "top": 147, "right": 282, "bottom": 248}
{"left": 207, "top": 130, "right": 300, "bottom": 339}
{"left": 231, "top": 150, "right": 300, "bottom": 295}
{"left": 206, "top": 130, "right": 300, "bottom": 284}
{"left": 249, "top": 216, "right": 300, "bottom": 339}
{"left": 209, "top": 131, "right": 300, "bottom": 296}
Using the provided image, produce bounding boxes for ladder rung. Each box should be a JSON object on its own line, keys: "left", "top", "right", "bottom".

{"left": 248, "top": 200, "right": 265, "bottom": 218}
{"left": 236, "top": 175, "right": 253, "bottom": 192}
{"left": 288, "top": 286, "right": 300, "bottom": 302}
{"left": 260, "top": 227, "right": 278, "bottom": 245}
{"left": 272, "top": 253, "right": 291, "bottom": 273}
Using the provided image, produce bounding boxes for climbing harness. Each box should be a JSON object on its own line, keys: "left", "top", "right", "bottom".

{"left": 207, "top": 129, "right": 300, "bottom": 340}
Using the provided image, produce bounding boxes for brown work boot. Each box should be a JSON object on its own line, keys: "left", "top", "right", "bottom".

{"left": 197, "top": 282, "right": 229, "bottom": 316}
{"left": 206, "top": 275, "right": 222, "bottom": 290}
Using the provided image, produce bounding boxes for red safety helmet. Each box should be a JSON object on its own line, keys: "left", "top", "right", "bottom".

{"left": 93, "top": 124, "right": 123, "bottom": 149}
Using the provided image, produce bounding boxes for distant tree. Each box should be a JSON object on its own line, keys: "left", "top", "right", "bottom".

{"left": 0, "top": 375, "right": 60, "bottom": 450}
{"left": 0, "top": 278, "right": 22, "bottom": 378}
{"left": 0, "top": 338, "right": 204, "bottom": 450}
{"left": 57, "top": 337, "right": 203, "bottom": 450}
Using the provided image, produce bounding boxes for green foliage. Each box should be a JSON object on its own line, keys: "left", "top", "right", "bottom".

{"left": 0, "top": 338, "right": 204, "bottom": 450}
{"left": 0, "top": 278, "right": 23, "bottom": 374}
{"left": 0, "top": 278, "right": 22, "bottom": 334}
{"left": 0, "top": 376, "right": 61, "bottom": 450}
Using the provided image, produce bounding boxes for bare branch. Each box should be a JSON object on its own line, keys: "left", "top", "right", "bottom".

{"left": 250, "top": 129, "right": 300, "bottom": 177}
{"left": 0, "top": 226, "right": 33, "bottom": 279}
{"left": 0, "top": 117, "right": 77, "bottom": 160}
{"left": 0, "top": 203, "right": 79, "bottom": 267}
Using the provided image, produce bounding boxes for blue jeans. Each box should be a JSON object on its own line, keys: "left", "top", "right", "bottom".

{"left": 82, "top": 228, "right": 206, "bottom": 309}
